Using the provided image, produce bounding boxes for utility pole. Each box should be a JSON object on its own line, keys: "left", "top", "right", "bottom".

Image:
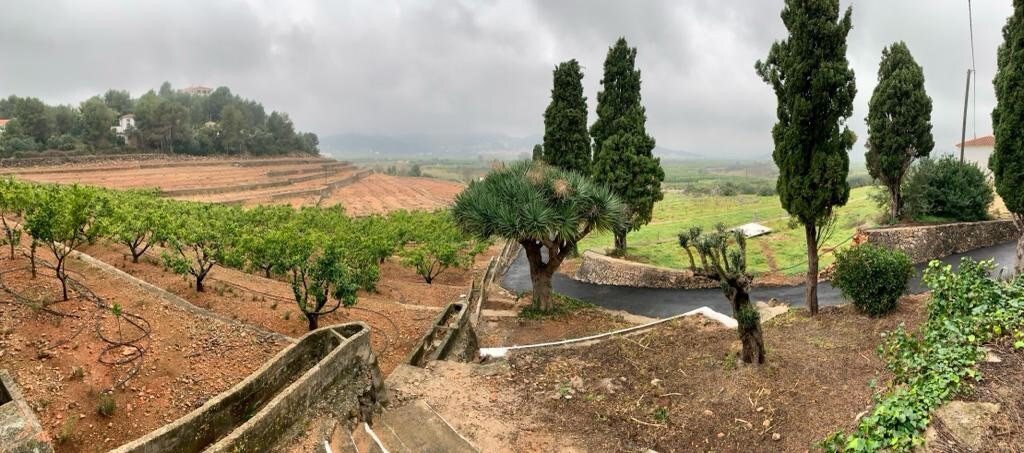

{"left": 960, "top": 68, "right": 972, "bottom": 163}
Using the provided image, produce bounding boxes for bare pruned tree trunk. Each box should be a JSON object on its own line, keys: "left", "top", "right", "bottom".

{"left": 1015, "top": 213, "right": 1024, "bottom": 277}
{"left": 804, "top": 222, "right": 819, "bottom": 315}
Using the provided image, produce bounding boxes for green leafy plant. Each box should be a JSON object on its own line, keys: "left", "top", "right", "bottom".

{"left": 832, "top": 245, "right": 913, "bottom": 317}
{"left": 24, "top": 184, "right": 106, "bottom": 300}
{"left": 160, "top": 202, "right": 241, "bottom": 292}
{"left": 822, "top": 259, "right": 1024, "bottom": 451}
{"left": 397, "top": 211, "right": 487, "bottom": 284}
{"left": 452, "top": 160, "right": 623, "bottom": 312}
{"left": 96, "top": 393, "right": 116, "bottom": 417}
{"left": 901, "top": 156, "right": 993, "bottom": 222}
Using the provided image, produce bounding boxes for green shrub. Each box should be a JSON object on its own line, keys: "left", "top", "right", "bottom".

{"left": 902, "top": 156, "right": 993, "bottom": 222}
{"left": 96, "top": 393, "right": 116, "bottom": 417}
{"left": 822, "top": 259, "right": 1024, "bottom": 451}
{"left": 832, "top": 245, "right": 913, "bottom": 316}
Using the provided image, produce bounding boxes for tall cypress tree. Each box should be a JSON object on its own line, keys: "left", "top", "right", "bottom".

{"left": 590, "top": 38, "right": 664, "bottom": 254}
{"left": 756, "top": 0, "right": 856, "bottom": 315}
{"left": 543, "top": 60, "right": 591, "bottom": 173}
{"left": 992, "top": 0, "right": 1024, "bottom": 275}
{"left": 865, "top": 42, "right": 934, "bottom": 222}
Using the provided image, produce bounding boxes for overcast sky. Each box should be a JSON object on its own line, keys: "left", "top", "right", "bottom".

{"left": 0, "top": 0, "right": 1011, "bottom": 159}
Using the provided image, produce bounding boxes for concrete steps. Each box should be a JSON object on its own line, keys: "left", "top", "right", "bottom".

{"left": 325, "top": 400, "right": 477, "bottom": 453}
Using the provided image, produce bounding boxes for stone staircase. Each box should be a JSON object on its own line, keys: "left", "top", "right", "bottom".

{"left": 324, "top": 400, "right": 478, "bottom": 453}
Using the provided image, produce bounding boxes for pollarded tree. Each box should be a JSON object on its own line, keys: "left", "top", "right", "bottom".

{"left": 398, "top": 211, "right": 488, "bottom": 284}
{"left": 543, "top": 59, "right": 591, "bottom": 173}
{"left": 992, "top": 0, "right": 1024, "bottom": 275}
{"left": 865, "top": 42, "right": 934, "bottom": 222}
{"left": 755, "top": 0, "right": 857, "bottom": 314}
{"left": 678, "top": 225, "right": 765, "bottom": 363}
{"left": 590, "top": 38, "right": 665, "bottom": 255}
{"left": 24, "top": 184, "right": 106, "bottom": 301}
{"left": 161, "top": 203, "right": 241, "bottom": 292}
{"left": 452, "top": 160, "right": 623, "bottom": 311}
{"left": 99, "top": 190, "right": 169, "bottom": 263}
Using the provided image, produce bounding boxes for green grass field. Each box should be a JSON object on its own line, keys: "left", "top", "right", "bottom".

{"left": 578, "top": 186, "right": 880, "bottom": 275}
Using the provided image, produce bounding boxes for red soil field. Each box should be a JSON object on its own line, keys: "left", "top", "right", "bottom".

{"left": 2, "top": 157, "right": 464, "bottom": 216}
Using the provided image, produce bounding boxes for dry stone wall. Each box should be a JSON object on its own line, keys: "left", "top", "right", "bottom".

{"left": 572, "top": 251, "right": 718, "bottom": 289}
{"left": 860, "top": 219, "right": 1021, "bottom": 264}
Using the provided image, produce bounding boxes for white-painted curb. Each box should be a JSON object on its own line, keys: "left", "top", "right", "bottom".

{"left": 479, "top": 306, "right": 736, "bottom": 359}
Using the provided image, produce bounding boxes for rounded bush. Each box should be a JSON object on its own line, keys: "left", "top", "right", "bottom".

{"left": 902, "top": 156, "right": 993, "bottom": 222}
{"left": 832, "top": 244, "right": 913, "bottom": 317}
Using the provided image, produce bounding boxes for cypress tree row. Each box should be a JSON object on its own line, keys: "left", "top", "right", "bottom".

{"left": 755, "top": 0, "right": 856, "bottom": 315}
{"left": 590, "top": 37, "right": 665, "bottom": 255}
{"left": 542, "top": 60, "right": 591, "bottom": 173}
{"left": 865, "top": 42, "right": 934, "bottom": 223}
{"left": 992, "top": 0, "right": 1024, "bottom": 275}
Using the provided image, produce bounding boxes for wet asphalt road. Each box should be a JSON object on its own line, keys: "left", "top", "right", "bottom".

{"left": 500, "top": 241, "right": 1018, "bottom": 318}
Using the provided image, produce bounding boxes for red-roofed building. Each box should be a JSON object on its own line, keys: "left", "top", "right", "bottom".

{"left": 0, "top": 118, "right": 10, "bottom": 135}
{"left": 952, "top": 134, "right": 995, "bottom": 174}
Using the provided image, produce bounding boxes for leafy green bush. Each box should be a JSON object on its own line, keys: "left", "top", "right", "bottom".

{"left": 831, "top": 245, "right": 913, "bottom": 316}
{"left": 901, "top": 156, "right": 993, "bottom": 222}
{"left": 822, "top": 259, "right": 1024, "bottom": 451}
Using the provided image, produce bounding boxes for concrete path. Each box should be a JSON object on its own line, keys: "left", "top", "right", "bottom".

{"left": 501, "top": 241, "right": 1019, "bottom": 319}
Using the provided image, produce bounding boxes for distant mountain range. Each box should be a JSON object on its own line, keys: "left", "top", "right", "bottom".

{"left": 320, "top": 132, "right": 706, "bottom": 161}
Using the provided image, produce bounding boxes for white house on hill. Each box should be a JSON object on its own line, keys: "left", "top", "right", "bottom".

{"left": 112, "top": 114, "right": 135, "bottom": 137}
{"left": 180, "top": 85, "right": 213, "bottom": 96}
{"left": 0, "top": 118, "right": 9, "bottom": 135}
{"left": 952, "top": 135, "right": 994, "bottom": 174}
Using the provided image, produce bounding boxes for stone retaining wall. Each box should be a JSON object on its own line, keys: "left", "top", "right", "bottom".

{"left": 112, "top": 323, "right": 385, "bottom": 453}
{"left": 860, "top": 219, "right": 1021, "bottom": 264}
{"left": 0, "top": 370, "right": 52, "bottom": 453}
{"left": 572, "top": 251, "right": 718, "bottom": 289}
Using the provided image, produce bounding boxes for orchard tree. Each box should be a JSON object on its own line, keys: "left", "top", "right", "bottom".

{"left": 287, "top": 239, "right": 361, "bottom": 331}
{"left": 161, "top": 203, "right": 240, "bottom": 292}
{"left": 99, "top": 191, "right": 168, "bottom": 263}
{"left": 237, "top": 204, "right": 296, "bottom": 277}
{"left": 678, "top": 225, "right": 765, "bottom": 363}
{"left": 452, "top": 160, "right": 623, "bottom": 311}
{"left": 865, "top": 42, "right": 934, "bottom": 222}
{"left": 543, "top": 59, "right": 591, "bottom": 173}
{"left": 398, "top": 211, "right": 488, "bottom": 284}
{"left": 590, "top": 38, "right": 664, "bottom": 255}
{"left": 24, "top": 185, "right": 106, "bottom": 301}
{"left": 0, "top": 178, "right": 32, "bottom": 259}
{"left": 993, "top": 0, "right": 1024, "bottom": 275}
{"left": 755, "top": 0, "right": 857, "bottom": 314}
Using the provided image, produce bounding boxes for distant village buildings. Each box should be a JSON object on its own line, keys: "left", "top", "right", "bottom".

{"left": 0, "top": 118, "right": 9, "bottom": 135}
{"left": 180, "top": 85, "right": 213, "bottom": 96}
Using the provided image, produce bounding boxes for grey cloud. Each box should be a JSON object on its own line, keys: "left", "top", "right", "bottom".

{"left": 0, "top": 0, "right": 1013, "bottom": 159}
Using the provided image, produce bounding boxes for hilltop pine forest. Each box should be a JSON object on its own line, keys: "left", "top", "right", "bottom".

{"left": 0, "top": 82, "right": 319, "bottom": 157}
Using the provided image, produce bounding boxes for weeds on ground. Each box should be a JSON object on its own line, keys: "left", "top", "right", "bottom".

{"left": 55, "top": 419, "right": 76, "bottom": 444}
{"left": 69, "top": 366, "right": 85, "bottom": 381}
{"left": 96, "top": 393, "right": 116, "bottom": 417}
{"left": 519, "top": 293, "right": 594, "bottom": 320}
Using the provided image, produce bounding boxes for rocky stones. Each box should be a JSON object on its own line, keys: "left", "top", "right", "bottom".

{"left": 925, "top": 400, "right": 1000, "bottom": 451}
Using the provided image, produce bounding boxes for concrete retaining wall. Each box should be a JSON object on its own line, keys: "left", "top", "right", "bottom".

{"left": 860, "top": 219, "right": 1021, "bottom": 264}
{"left": 572, "top": 251, "right": 718, "bottom": 289}
{"left": 406, "top": 302, "right": 476, "bottom": 366}
{"left": 0, "top": 370, "right": 53, "bottom": 453}
{"left": 112, "top": 323, "right": 385, "bottom": 453}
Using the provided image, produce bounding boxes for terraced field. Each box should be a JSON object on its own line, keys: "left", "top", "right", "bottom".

{"left": 1, "top": 156, "right": 464, "bottom": 215}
